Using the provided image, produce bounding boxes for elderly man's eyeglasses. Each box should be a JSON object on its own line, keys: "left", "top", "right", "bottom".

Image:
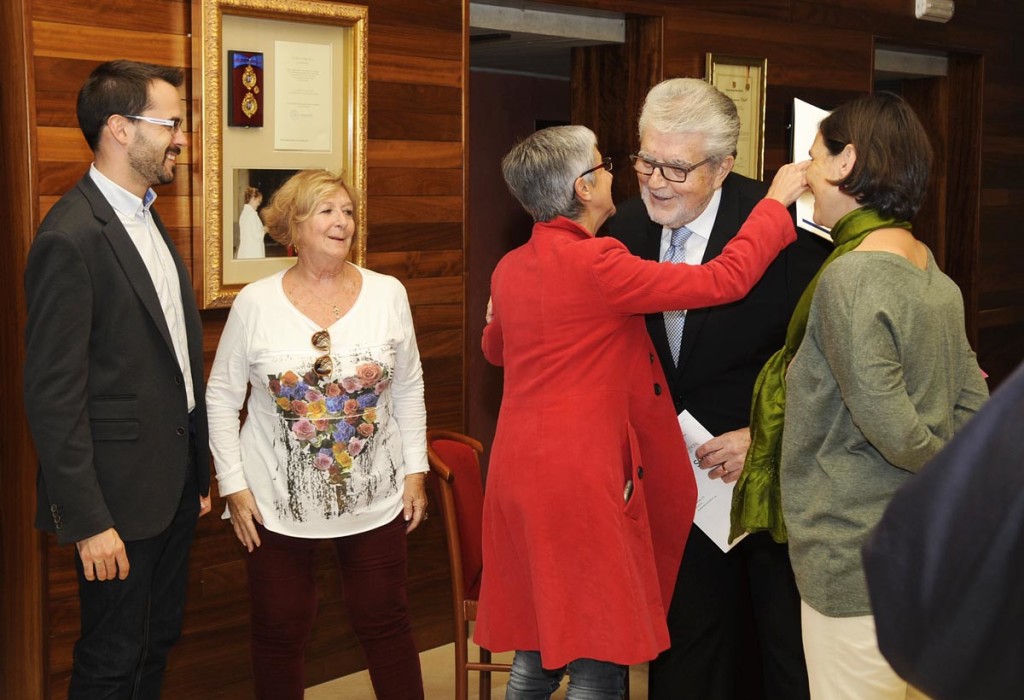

{"left": 123, "top": 115, "right": 184, "bottom": 134}
{"left": 629, "top": 154, "right": 713, "bottom": 183}
{"left": 311, "top": 329, "right": 333, "bottom": 378}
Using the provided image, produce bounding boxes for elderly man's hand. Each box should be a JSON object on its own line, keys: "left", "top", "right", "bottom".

{"left": 696, "top": 427, "right": 751, "bottom": 484}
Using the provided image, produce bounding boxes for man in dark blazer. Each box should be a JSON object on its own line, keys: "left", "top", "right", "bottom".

{"left": 23, "top": 60, "right": 211, "bottom": 698}
{"left": 605, "top": 78, "right": 829, "bottom": 700}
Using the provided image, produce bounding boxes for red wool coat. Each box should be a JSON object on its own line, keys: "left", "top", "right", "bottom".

{"left": 474, "top": 201, "right": 795, "bottom": 667}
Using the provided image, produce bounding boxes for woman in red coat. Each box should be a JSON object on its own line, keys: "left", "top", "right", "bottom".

{"left": 475, "top": 125, "right": 809, "bottom": 698}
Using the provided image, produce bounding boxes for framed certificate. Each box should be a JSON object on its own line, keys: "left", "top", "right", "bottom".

{"left": 194, "top": 0, "right": 368, "bottom": 308}
{"left": 705, "top": 53, "right": 767, "bottom": 180}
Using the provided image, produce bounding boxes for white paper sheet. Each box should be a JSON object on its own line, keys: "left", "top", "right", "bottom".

{"left": 678, "top": 410, "right": 748, "bottom": 553}
{"left": 792, "top": 98, "right": 833, "bottom": 241}
{"left": 274, "top": 40, "right": 333, "bottom": 152}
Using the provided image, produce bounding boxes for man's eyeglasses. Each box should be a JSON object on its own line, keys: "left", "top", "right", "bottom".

{"left": 311, "top": 329, "right": 333, "bottom": 378}
{"left": 123, "top": 115, "right": 184, "bottom": 134}
{"left": 629, "top": 154, "right": 713, "bottom": 183}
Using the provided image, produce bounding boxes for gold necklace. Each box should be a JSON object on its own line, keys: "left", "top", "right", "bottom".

{"left": 288, "top": 268, "right": 349, "bottom": 320}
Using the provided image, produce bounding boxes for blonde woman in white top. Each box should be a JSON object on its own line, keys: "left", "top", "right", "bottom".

{"left": 207, "top": 170, "right": 427, "bottom": 700}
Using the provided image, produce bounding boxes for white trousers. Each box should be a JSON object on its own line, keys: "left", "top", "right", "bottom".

{"left": 801, "top": 600, "right": 930, "bottom": 700}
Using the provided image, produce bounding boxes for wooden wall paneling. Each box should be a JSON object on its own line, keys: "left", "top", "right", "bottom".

{"left": 32, "top": 0, "right": 191, "bottom": 35}
{"left": 368, "top": 167, "right": 463, "bottom": 196}
{"left": 9, "top": 0, "right": 1020, "bottom": 695}
{"left": 370, "top": 222, "right": 463, "bottom": 251}
{"left": 1, "top": 0, "right": 45, "bottom": 694}
{"left": 32, "top": 20, "right": 189, "bottom": 66}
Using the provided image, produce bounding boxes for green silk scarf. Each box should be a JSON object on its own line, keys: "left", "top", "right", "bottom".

{"left": 729, "top": 207, "right": 912, "bottom": 543}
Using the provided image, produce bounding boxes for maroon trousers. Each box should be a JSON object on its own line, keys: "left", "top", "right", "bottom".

{"left": 246, "top": 515, "right": 423, "bottom": 699}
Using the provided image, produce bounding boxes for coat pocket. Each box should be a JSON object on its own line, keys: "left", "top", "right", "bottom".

{"left": 623, "top": 422, "right": 646, "bottom": 520}
{"left": 89, "top": 395, "right": 139, "bottom": 441}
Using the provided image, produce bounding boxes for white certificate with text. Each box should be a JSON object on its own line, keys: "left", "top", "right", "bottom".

{"left": 274, "top": 40, "right": 332, "bottom": 152}
{"left": 678, "top": 411, "right": 748, "bottom": 553}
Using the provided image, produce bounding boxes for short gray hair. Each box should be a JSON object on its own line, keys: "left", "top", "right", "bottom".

{"left": 501, "top": 125, "right": 597, "bottom": 222}
{"left": 638, "top": 78, "right": 739, "bottom": 161}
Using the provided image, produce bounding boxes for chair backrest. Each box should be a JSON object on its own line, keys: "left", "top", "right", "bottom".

{"left": 427, "top": 430, "right": 486, "bottom": 600}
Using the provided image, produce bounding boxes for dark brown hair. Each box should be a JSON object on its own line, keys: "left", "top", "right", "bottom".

{"left": 77, "top": 60, "right": 184, "bottom": 152}
{"left": 820, "top": 92, "right": 933, "bottom": 221}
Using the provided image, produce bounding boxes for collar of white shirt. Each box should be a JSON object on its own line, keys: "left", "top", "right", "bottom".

{"left": 89, "top": 163, "right": 157, "bottom": 220}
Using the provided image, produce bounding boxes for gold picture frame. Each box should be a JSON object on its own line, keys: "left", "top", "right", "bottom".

{"left": 705, "top": 53, "right": 767, "bottom": 180}
{"left": 194, "top": 0, "right": 368, "bottom": 308}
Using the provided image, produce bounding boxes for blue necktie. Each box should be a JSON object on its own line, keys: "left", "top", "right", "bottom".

{"left": 663, "top": 225, "right": 695, "bottom": 366}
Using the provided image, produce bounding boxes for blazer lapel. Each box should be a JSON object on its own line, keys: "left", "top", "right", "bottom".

{"left": 79, "top": 178, "right": 177, "bottom": 357}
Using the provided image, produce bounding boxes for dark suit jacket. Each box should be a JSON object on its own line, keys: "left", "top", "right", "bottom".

{"left": 24, "top": 174, "right": 210, "bottom": 545}
{"left": 605, "top": 172, "right": 830, "bottom": 436}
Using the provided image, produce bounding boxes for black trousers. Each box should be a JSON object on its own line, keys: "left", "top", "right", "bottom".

{"left": 70, "top": 457, "right": 200, "bottom": 699}
{"left": 648, "top": 529, "right": 809, "bottom": 700}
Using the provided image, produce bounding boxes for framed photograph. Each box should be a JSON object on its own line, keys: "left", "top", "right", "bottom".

{"left": 705, "top": 53, "right": 767, "bottom": 180}
{"left": 194, "top": 0, "right": 368, "bottom": 308}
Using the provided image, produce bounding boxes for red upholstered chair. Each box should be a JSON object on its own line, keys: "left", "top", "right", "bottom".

{"left": 427, "top": 430, "right": 511, "bottom": 700}
{"left": 427, "top": 429, "right": 630, "bottom": 699}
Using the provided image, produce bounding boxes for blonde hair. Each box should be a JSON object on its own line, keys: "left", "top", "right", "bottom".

{"left": 261, "top": 170, "right": 359, "bottom": 247}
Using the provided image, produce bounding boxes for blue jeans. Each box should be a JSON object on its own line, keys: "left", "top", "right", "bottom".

{"left": 70, "top": 463, "right": 199, "bottom": 699}
{"left": 506, "top": 650, "right": 626, "bottom": 700}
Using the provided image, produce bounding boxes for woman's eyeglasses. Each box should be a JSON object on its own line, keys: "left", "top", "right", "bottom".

{"left": 572, "top": 156, "right": 613, "bottom": 197}
{"left": 311, "top": 329, "right": 333, "bottom": 377}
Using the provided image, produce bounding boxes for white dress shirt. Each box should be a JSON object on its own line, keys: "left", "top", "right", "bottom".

{"left": 89, "top": 165, "right": 195, "bottom": 411}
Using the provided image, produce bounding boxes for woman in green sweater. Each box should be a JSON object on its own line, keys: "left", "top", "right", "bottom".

{"left": 779, "top": 93, "right": 989, "bottom": 699}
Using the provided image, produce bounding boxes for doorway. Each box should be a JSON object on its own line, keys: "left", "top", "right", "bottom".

{"left": 873, "top": 44, "right": 984, "bottom": 343}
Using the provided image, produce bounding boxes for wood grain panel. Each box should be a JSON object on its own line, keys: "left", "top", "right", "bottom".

{"left": 404, "top": 276, "right": 463, "bottom": 306}
{"left": 365, "top": 249, "right": 463, "bottom": 278}
{"left": 35, "top": 91, "right": 78, "bottom": 128}
{"left": 368, "top": 195, "right": 463, "bottom": 225}
{"left": 33, "top": 0, "right": 189, "bottom": 35}
{"left": 422, "top": 355, "right": 463, "bottom": 386}
{"left": 370, "top": 53, "right": 462, "bottom": 87}
{"left": 367, "top": 167, "right": 462, "bottom": 196}
{"left": 369, "top": 24, "right": 462, "bottom": 61}
{"left": 34, "top": 57, "right": 102, "bottom": 92}
{"left": 370, "top": 81, "right": 461, "bottom": 114}
{"left": 32, "top": 20, "right": 188, "bottom": 65}
{"left": 368, "top": 139, "right": 462, "bottom": 167}
{"left": 363, "top": 1, "right": 461, "bottom": 31}
{"left": 417, "top": 328, "right": 464, "bottom": 359}
{"left": 368, "top": 222, "right": 463, "bottom": 252}
{"left": 368, "top": 108, "right": 462, "bottom": 141}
